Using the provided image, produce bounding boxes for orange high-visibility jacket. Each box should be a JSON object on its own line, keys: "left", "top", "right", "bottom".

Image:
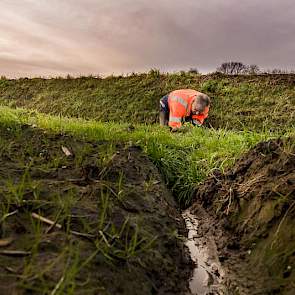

{"left": 167, "top": 89, "right": 209, "bottom": 128}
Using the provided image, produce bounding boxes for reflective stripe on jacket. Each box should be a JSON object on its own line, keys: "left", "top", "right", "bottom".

{"left": 168, "top": 89, "right": 204, "bottom": 128}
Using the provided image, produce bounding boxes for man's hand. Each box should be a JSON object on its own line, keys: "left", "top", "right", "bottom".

{"left": 170, "top": 125, "right": 192, "bottom": 133}
{"left": 170, "top": 127, "right": 179, "bottom": 133}
{"left": 192, "top": 120, "right": 202, "bottom": 127}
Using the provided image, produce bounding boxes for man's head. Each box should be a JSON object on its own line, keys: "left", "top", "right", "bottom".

{"left": 191, "top": 94, "right": 211, "bottom": 115}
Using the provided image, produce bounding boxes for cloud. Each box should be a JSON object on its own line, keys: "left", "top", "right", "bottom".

{"left": 0, "top": 0, "right": 294, "bottom": 77}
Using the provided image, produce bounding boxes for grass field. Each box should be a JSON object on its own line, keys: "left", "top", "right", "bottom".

{"left": 0, "top": 105, "right": 289, "bottom": 206}
{"left": 0, "top": 73, "right": 294, "bottom": 294}
{"left": 0, "top": 72, "right": 294, "bottom": 132}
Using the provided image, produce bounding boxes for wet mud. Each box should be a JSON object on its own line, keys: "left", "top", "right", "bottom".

{"left": 191, "top": 137, "right": 295, "bottom": 294}
{"left": 183, "top": 208, "right": 226, "bottom": 295}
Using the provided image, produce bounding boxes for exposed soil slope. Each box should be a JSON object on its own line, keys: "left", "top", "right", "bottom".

{"left": 0, "top": 124, "right": 192, "bottom": 295}
{"left": 191, "top": 138, "right": 295, "bottom": 294}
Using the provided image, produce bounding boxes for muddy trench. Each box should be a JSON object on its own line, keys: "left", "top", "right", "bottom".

{"left": 182, "top": 137, "right": 295, "bottom": 295}
{"left": 0, "top": 124, "right": 294, "bottom": 295}
{"left": 182, "top": 208, "right": 226, "bottom": 295}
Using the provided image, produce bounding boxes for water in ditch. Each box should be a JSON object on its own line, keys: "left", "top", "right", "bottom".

{"left": 183, "top": 210, "right": 226, "bottom": 295}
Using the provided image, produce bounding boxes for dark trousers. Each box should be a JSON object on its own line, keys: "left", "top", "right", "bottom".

{"left": 159, "top": 95, "right": 169, "bottom": 126}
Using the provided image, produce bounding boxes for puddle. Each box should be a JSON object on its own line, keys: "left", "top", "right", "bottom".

{"left": 183, "top": 210, "right": 226, "bottom": 295}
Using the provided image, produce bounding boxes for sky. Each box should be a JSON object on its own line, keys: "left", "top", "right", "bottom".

{"left": 0, "top": 0, "right": 294, "bottom": 77}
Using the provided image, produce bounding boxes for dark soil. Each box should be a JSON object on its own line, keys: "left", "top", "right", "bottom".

{"left": 191, "top": 137, "right": 295, "bottom": 294}
{"left": 0, "top": 124, "right": 192, "bottom": 295}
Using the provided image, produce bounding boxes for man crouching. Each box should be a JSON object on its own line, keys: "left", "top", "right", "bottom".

{"left": 159, "top": 89, "right": 211, "bottom": 131}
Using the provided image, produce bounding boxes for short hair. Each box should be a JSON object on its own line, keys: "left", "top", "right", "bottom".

{"left": 197, "top": 94, "right": 211, "bottom": 106}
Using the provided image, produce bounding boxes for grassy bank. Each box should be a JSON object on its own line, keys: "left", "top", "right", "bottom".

{"left": 0, "top": 72, "right": 294, "bottom": 132}
{"left": 1, "top": 106, "right": 290, "bottom": 206}
{"left": 0, "top": 122, "right": 191, "bottom": 294}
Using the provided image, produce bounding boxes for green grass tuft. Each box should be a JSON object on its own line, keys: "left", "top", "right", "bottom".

{"left": 1, "top": 106, "right": 292, "bottom": 206}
